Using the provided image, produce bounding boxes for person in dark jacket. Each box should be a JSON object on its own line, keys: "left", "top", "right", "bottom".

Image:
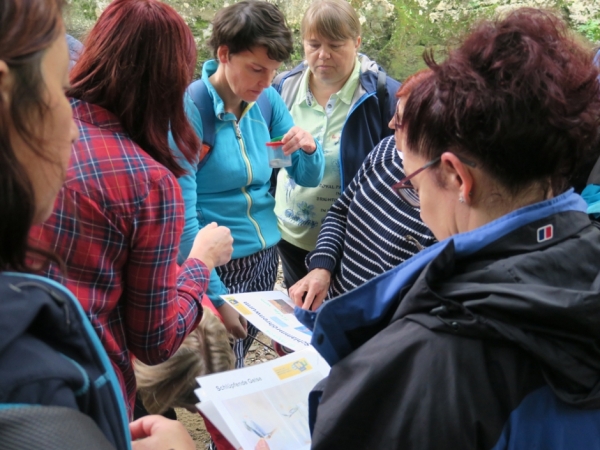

{"left": 0, "top": 0, "right": 196, "bottom": 448}
{"left": 272, "top": 0, "right": 400, "bottom": 289}
{"left": 298, "top": 8, "right": 600, "bottom": 449}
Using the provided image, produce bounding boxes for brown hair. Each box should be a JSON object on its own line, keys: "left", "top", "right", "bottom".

{"left": 0, "top": 0, "right": 65, "bottom": 271}
{"left": 68, "top": 0, "right": 199, "bottom": 177}
{"left": 207, "top": 1, "right": 293, "bottom": 62}
{"left": 301, "top": 0, "right": 361, "bottom": 42}
{"left": 402, "top": 8, "right": 600, "bottom": 196}
{"left": 135, "top": 309, "right": 235, "bottom": 414}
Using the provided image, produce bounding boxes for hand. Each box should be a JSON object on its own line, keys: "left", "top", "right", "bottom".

{"left": 130, "top": 415, "right": 195, "bottom": 450}
{"left": 218, "top": 303, "right": 248, "bottom": 339}
{"left": 281, "top": 126, "right": 317, "bottom": 155}
{"left": 189, "top": 222, "right": 233, "bottom": 271}
{"left": 289, "top": 268, "right": 331, "bottom": 311}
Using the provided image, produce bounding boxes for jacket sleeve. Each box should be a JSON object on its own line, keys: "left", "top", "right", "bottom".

{"left": 266, "top": 88, "right": 324, "bottom": 187}
{"left": 306, "top": 141, "right": 377, "bottom": 273}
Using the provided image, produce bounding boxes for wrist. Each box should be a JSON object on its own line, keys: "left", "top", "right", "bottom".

{"left": 191, "top": 252, "right": 214, "bottom": 272}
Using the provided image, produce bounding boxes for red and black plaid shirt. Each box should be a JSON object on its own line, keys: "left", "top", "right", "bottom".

{"left": 30, "top": 99, "right": 208, "bottom": 414}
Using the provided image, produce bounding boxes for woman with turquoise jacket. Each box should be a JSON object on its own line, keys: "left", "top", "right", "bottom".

{"left": 171, "top": 1, "right": 324, "bottom": 368}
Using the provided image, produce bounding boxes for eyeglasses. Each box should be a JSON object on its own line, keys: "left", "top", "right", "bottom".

{"left": 392, "top": 154, "right": 476, "bottom": 207}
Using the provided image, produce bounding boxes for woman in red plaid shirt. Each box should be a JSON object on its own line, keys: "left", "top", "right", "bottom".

{"left": 29, "top": 0, "right": 233, "bottom": 416}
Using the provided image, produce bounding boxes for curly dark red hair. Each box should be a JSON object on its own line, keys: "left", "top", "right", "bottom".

{"left": 68, "top": 0, "right": 199, "bottom": 177}
{"left": 402, "top": 8, "right": 600, "bottom": 195}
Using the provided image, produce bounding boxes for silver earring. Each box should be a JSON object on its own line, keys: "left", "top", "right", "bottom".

{"left": 459, "top": 195, "right": 465, "bottom": 203}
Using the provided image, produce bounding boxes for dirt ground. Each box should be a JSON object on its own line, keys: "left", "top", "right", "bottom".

{"left": 177, "top": 267, "right": 287, "bottom": 449}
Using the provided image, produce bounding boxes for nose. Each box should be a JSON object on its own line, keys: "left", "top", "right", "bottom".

{"left": 318, "top": 47, "right": 330, "bottom": 60}
{"left": 258, "top": 70, "right": 272, "bottom": 88}
{"left": 388, "top": 115, "right": 395, "bottom": 130}
{"left": 70, "top": 117, "right": 79, "bottom": 144}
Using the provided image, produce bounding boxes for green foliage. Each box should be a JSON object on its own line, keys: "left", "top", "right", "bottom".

{"left": 66, "top": 0, "right": 600, "bottom": 82}
{"left": 577, "top": 18, "right": 600, "bottom": 43}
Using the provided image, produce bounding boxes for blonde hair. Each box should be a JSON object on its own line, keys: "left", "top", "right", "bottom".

{"left": 301, "top": 0, "right": 361, "bottom": 41}
{"left": 134, "top": 309, "right": 235, "bottom": 414}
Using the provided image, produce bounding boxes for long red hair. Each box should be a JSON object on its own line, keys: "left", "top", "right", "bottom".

{"left": 68, "top": 0, "right": 199, "bottom": 177}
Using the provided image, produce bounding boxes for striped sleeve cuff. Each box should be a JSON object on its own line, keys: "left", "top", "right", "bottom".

{"left": 307, "top": 253, "right": 337, "bottom": 273}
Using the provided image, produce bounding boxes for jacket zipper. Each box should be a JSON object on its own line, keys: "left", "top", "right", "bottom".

{"left": 234, "top": 120, "right": 267, "bottom": 249}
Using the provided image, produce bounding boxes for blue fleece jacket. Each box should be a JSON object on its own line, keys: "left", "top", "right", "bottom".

{"left": 171, "top": 60, "right": 324, "bottom": 306}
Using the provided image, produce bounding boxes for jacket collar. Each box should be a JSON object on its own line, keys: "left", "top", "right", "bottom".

{"left": 70, "top": 98, "right": 124, "bottom": 133}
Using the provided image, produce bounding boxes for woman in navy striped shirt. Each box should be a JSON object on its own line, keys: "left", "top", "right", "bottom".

{"left": 290, "top": 71, "right": 436, "bottom": 310}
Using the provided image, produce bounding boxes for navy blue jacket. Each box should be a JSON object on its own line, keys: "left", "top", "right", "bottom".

{"left": 298, "top": 190, "right": 600, "bottom": 449}
{"left": 273, "top": 55, "right": 400, "bottom": 190}
{"left": 0, "top": 272, "right": 131, "bottom": 449}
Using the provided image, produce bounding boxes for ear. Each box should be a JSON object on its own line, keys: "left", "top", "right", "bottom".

{"left": 440, "top": 152, "right": 475, "bottom": 205}
{"left": 355, "top": 36, "right": 362, "bottom": 51}
{"left": 0, "top": 60, "right": 13, "bottom": 103}
{"left": 217, "top": 45, "right": 230, "bottom": 64}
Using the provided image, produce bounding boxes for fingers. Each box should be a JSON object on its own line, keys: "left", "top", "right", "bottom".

{"left": 255, "top": 438, "right": 270, "bottom": 450}
{"left": 239, "top": 314, "right": 248, "bottom": 332}
{"left": 231, "top": 320, "right": 247, "bottom": 339}
{"left": 130, "top": 416, "right": 195, "bottom": 450}
{"left": 289, "top": 282, "right": 307, "bottom": 307}
{"left": 281, "top": 126, "right": 316, "bottom": 155}
{"left": 129, "top": 416, "right": 155, "bottom": 441}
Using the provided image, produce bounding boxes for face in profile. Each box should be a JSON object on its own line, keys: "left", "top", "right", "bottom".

{"left": 219, "top": 45, "right": 282, "bottom": 103}
{"left": 10, "top": 30, "right": 78, "bottom": 224}
{"left": 303, "top": 33, "right": 360, "bottom": 86}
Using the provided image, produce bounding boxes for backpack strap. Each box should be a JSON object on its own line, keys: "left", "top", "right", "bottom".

{"left": 187, "top": 79, "right": 216, "bottom": 171}
{"left": 187, "top": 79, "right": 273, "bottom": 170}
{"left": 256, "top": 91, "right": 273, "bottom": 132}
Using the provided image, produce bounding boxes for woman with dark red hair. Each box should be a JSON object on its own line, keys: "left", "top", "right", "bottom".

{"left": 302, "top": 8, "right": 600, "bottom": 449}
{"left": 29, "top": 0, "right": 234, "bottom": 416}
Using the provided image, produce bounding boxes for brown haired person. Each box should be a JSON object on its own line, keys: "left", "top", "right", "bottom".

{"left": 170, "top": 0, "right": 324, "bottom": 369}
{"left": 300, "top": 8, "right": 600, "bottom": 449}
{"left": 0, "top": 0, "right": 198, "bottom": 448}
{"left": 273, "top": 0, "right": 400, "bottom": 291}
{"left": 29, "top": 0, "right": 234, "bottom": 417}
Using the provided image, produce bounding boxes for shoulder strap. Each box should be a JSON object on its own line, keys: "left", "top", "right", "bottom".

{"left": 256, "top": 91, "right": 273, "bottom": 132}
{"left": 187, "top": 80, "right": 216, "bottom": 170}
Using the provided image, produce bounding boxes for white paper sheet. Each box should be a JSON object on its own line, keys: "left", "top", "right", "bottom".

{"left": 220, "top": 291, "right": 312, "bottom": 351}
{"left": 195, "top": 348, "right": 330, "bottom": 450}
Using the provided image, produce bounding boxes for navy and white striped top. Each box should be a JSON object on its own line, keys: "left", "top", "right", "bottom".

{"left": 306, "top": 135, "right": 436, "bottom": 298}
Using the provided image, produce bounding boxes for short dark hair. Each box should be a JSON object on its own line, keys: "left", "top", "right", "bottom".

{"left": 0, "top": 0, "right": 65, "bottom": 271}
{"left": 68, "top": 0, "right": 200, "bottom": 177}
{"left": 402, "top": 8, "right": 600, "bottom": 196}
{"left": 207, "top": 1, "right": 293, "bottom": 62}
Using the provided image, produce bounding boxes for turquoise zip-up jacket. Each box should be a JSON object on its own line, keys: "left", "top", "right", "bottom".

{"left": 171, "top": 60, "right": 324, "bottom": 306}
